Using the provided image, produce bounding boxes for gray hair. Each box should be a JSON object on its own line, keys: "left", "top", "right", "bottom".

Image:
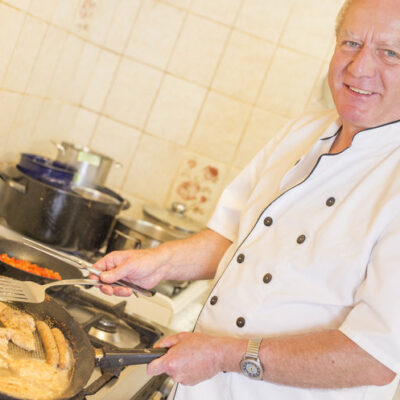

{"left": 335, "top": 0, "right": 355, "bottom": 37}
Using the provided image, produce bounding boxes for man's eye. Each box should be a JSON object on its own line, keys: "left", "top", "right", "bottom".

{"left": 383, "top": 49, "right": 398, "bottom": 58}
{"left": 343, "top": 40, "right": 360, "bottom": 48}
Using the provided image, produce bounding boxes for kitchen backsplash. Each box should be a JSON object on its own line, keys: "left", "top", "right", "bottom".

{"left": 0, "top": 0, "right": 341, "bottom": 223}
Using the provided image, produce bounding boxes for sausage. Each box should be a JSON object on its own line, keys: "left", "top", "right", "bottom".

{"left": 36, "top": 321, "right": 59, "bottom": 368}
{"left": 51, "top": 327, "right": 71, "bottom": 370}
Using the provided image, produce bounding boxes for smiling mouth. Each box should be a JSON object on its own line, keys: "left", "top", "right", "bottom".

{"left": 345, "top": 84, "right": 374, "bottom": 95}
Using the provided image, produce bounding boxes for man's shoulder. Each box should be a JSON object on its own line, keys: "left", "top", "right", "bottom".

{"left": 287, "top": 109, "right": 339, "bottom": 134}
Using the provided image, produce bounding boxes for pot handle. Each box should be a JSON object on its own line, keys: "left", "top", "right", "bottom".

{"left": 0, "top": 172, "right": 27, "bottom": 194}
{"left": 121, "top": 198, "right": 130, "bottom": 211}
{"left": 50, "top": 139, "right": 66, "bottom": 155}
{"left": 96, "top": 347, "right": 168, "bottom": 369}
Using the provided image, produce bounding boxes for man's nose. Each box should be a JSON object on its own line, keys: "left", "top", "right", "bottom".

{"left": 347, "top": 46, "right": 376, "bottom": 78}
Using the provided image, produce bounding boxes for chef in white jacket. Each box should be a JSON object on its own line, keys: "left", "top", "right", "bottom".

{"left": 93, "top": 0, "right": 400, "bottom": 398}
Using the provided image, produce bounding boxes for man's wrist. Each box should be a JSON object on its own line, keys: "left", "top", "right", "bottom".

{"left": 219, "top": 337, "right": 248, "bottom": 374}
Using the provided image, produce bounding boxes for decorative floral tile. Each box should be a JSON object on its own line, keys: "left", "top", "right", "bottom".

{"left": 167, "top": 152, "right": 227, "bottom": 222}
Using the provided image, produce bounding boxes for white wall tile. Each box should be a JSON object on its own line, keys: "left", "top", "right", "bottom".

{"left": 67, "top": 108, "right": 98, "bottom": 145}
{"left": 29, "top": 0, "right": 59, "bottom": 20}
{"left": 162, "top": 0, "right": 192, "bottom": 10}
{"left": 281, "top": 0, "right": 341, "bottom": 58}
{"left": 30, "top": 99, "right": 63, "bottom": 157}
{"left": 189, "top": 91, "right": 250, "bottom": 163}
{"left": 167, "top": 151, "right": 227, "bottom": 223}
{"left": 90, "top": 116, "right": 141, "bottom": 189}
{"left": 26, "top": 26, "right": 67, "bottom": 97}
{"left": 306, "top": 62, "right": 334, "bottom": 112}
{"left": 125, "top": 1, "right": 185, "bottom": 70}
{"left": 3, "top": 0, "right": 31, "bottom": 10}
{"left": 65, "top": 42, "right": 100, "bottom": 104}
{"left": 47, "top": 34, "right": 84, "bottom": 100}
{"left": 0, "top": 91, "right": 22, "bottom": 160}
{"left": 75, "top": 0, "right": 117, "bottom": 46}
{"left": 2, "top": 16, "right": 47, "bottom": 92}
{"left": 257, "top": 48, "right": 322, "bottom": 118}
{"left": 52, "top": 0, "right": 80, "bottom": 30}
{"left": 168, "top": 14, "right": 230, "bottom": 86}
{"left": 124, "top": 135, "right": 181, "bottom": 203}
{"left": 235, "top": 0, "right": 294, "bottom": 43}
{"left": 233, "top": 108, "right": 288, "bottom": 168}
{"left": 0, "top": 4, "right": 24, "bottom": 86}
{"left": 146, "top": 75, "right": 206, "bottom": 146}
{"left": 223, "top": 165, "right": 241, "bottom": 189}
{"left": 191, "top": 0, "right": 242, "bottom": 26}
{"left": 104, "top": 0, "right": 142, "bottom": 53}
{"left": 104, "top": 58, "right": 163, "bottom": 128}
{"left": 56, "top": 103, "right": 79, "bottom": 141}
{"left": 82, "top": 50, "right": 119, "bottom": 112}
{"left": 6, "top": 96, "right": 43, "bottom": 158}
{"left": 213, "top": 30, "right": 274, "bottom": 104}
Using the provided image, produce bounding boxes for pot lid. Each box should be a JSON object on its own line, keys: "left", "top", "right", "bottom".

{"left": 143, "top": 202, "right": 203, "bottom": 234}
{"left": 116, "top": 218, "right": 181, "bottom": 242}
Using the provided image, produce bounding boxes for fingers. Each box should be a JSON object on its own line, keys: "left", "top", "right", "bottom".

{"left": 98, "top": 285, "right": 133, "bottom": 297}
{"left": 147, "top": 333, "right": 188, "bottom": 377}
{"left": 100, "top": 261, "right": 131, "bottom": 283}
{"left": 92, "top": 250, "right": 131, "bottom": 272}
{"left": 154, "top": 333, "right": 183, "bottom": 348}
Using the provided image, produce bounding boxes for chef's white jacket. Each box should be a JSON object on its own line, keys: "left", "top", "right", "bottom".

{"left": 172, "top": 110, "right": 400, "bottom": 400}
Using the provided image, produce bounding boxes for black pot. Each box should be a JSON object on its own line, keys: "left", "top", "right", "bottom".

{"left": 0, "top": 169, "right": 124, "bottom": 254}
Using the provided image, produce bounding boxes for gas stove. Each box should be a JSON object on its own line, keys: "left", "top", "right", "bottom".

{"left": 0, "top": 224, "right": 179, "bottom": 399}
{"left": 0, "top": 223, "right": 208, "bottom": 399}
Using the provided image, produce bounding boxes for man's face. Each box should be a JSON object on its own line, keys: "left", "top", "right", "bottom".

{"left": 328, "top": 0, "right": 400, "bottom": 133}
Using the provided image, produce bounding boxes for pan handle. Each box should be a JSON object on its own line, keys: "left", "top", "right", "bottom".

{"left": 96, "top": 347, "right": 168, "bottom": 369}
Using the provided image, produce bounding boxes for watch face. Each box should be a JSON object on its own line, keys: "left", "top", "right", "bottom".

{"left": 241, "top": 360, "right": 261, "bottom": 378}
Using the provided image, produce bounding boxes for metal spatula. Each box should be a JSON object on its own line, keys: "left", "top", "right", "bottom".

{"left": 0, "top": 276, "right": 107, "bottom": 303}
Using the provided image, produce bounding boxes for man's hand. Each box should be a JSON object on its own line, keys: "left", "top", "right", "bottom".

{"left": 147, "top": 332, "right": 246, "bottom": 385}
{"left": 91, "top": 247, "right": 168, "bottom": 296}
{"left": 90, "top": 229, "right": 232, "bottom": 297}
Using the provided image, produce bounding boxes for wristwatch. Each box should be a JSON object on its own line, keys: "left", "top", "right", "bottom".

{"left": 239, "top": 338, "right": 263, "bottom": 380}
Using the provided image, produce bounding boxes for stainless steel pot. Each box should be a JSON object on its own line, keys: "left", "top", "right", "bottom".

{"left": 53, "top": 141, "right": 122, "bottom": 187}
{"left": 106, "top": 217, "right": 185, "bottom": 252}
{"left": 143, "top": 202, "right": 203, "bottom": 234}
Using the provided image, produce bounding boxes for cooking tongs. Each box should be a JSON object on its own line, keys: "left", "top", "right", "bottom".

{"left": 22, "top": 239, "right": 155, "bottom": 297}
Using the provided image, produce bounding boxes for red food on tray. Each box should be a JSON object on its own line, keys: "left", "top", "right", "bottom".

{"left": 0, "top": 253, "right": 61, "bottom": 280}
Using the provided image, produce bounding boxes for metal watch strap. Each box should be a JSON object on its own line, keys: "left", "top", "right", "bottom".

{"left": 246, "top": 338, "right": 262, "bottom": 358}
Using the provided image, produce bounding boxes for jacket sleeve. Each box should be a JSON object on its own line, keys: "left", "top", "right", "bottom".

{"left": 339, "top": 211, "right": 400, "bottom": 374}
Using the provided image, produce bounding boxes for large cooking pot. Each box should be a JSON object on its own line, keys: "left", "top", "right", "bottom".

{"left": 0, "top": 297, "right": 166, "bottom": 400}
{"left": 0, "top": 169, "right": 124, "bottom": 254}
{"left": 53, "top": 141, "right": 122, "bottom": 187}
{"left": 106, "top": 217, "right": 185, "bottom": 252}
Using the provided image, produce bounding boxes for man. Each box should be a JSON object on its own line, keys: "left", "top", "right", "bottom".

{"left": 93, "top": 0, "right": 400, "bottom": 398}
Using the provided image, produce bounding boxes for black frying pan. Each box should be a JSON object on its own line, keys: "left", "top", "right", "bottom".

{"left": 0, "top": 296, "right": 167, "bottom": 400}
{"left": 0, "top": 238, "right": 83, "bottom": 284}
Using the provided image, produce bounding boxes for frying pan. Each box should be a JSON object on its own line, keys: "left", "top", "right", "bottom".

{"left": 0, "top": 238, "right": 83, "bottom": 284}
{"left": 0, "top": 296, "right": 167, "bottom": 400}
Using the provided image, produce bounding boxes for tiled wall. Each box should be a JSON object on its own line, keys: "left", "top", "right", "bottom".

{"left": 0, "top": 0, "right": 341, "bottom": 223}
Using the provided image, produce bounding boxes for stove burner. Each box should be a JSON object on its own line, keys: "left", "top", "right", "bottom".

{"left": 95, "top": 318, "right": 117, "bottom": 333}
{"left": 88, "top": 314, "right": 141, "bottom": 349}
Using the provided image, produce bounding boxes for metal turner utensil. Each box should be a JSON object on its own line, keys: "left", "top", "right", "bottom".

{"left": 0, "top": 276, "right": 114, "bottom": 303}
{"left": 22, "top": 238, "right": 155, "bottom": 298}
